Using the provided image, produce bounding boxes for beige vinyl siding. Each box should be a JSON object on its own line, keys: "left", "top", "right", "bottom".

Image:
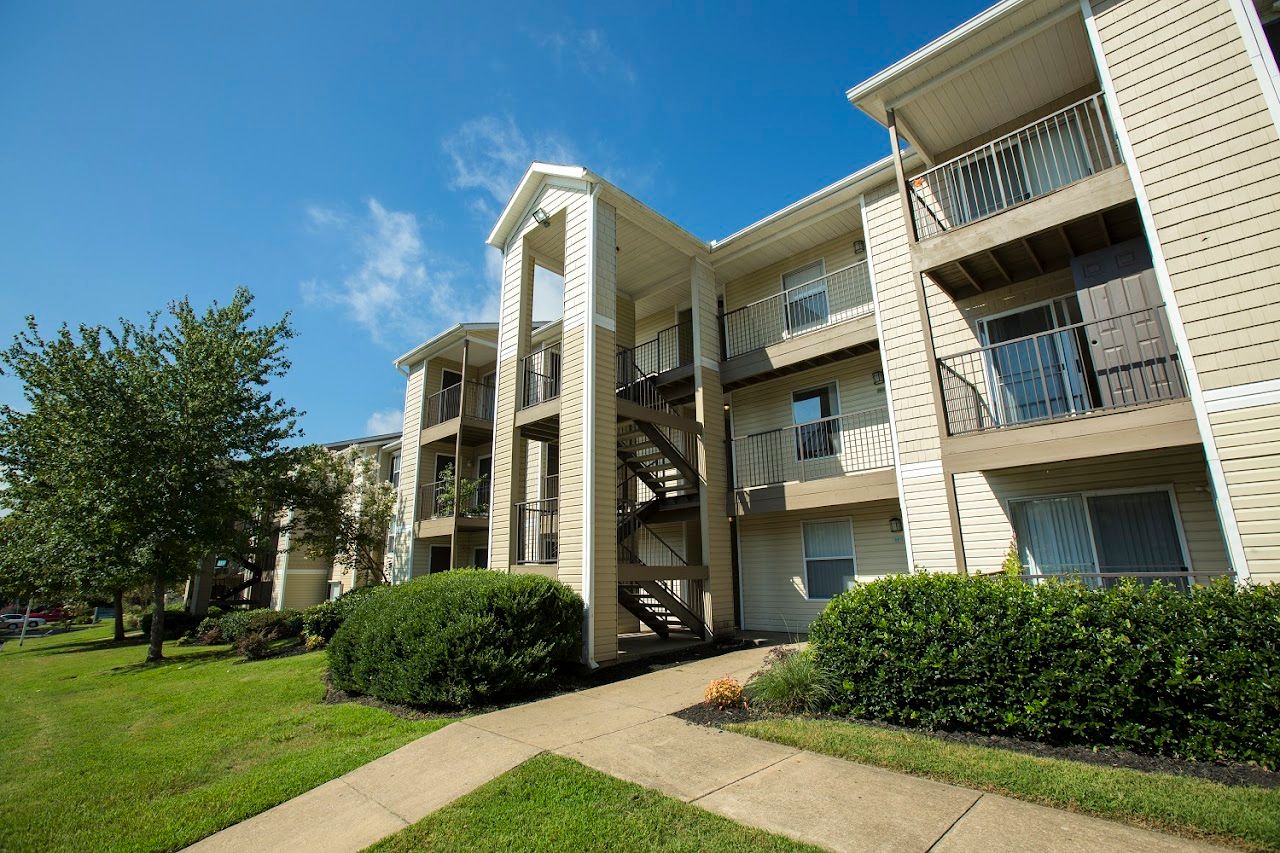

{"left": 954, "top": 445, "right": 1229, "bottom": 575}
{"left": 721, "top": 233, "right": 864, "bottom": 313}
{"left": 390, "top": 360, "right": 426, "bottom": 580}
{"left": 1211, "top": 403, "right": 1280, "bottom": 582}
{"left": 1094, "top": 0, "right": 1280, "bottom": 582}
{"left": 738, "top": 500, "right": 907, "bottom": 632}
{"left": 730, "top": 351, "right": 887, "bottom": 438}
{"left": 280, "top": 551, "right": 330, "bottom": 610}
{"left": 635, "top": 306, "right": 679, "bottom": 348}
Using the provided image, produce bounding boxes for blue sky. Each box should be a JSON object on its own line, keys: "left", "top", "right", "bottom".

{"left": 0, "top": 1, "right": 991, "bottom": 443}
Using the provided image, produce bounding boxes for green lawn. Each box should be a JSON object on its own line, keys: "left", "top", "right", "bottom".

{"left": 370, "top": 753, "right": 818, "bottom": 852}
{"left": 727, "top": 718, "right": 1280, "bottom": 851}
{"left": 0, "top": 626, "right": 448, "bottom": 853}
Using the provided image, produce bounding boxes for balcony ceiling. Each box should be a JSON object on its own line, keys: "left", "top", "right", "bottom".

{"left": 849, "top": 0, "right": 1098, "bottom": 162}
{"left": 925, "top": 201, "right": 1143, "bottom": 296}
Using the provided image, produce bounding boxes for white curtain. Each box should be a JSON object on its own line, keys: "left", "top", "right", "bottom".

{"left": 1010, "top": 496, "right": 1096, "bottom": 578}
{"left": 803, "top": 521, "right": 856, "bottom": 598}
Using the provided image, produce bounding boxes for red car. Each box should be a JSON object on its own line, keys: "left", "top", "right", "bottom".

{"left": 28, "top": 607, "right": 68, "bottom": 622}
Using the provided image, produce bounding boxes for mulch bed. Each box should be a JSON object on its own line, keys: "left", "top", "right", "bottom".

{"left": 673, "top": 702, "right": 1280, "bottom": 790}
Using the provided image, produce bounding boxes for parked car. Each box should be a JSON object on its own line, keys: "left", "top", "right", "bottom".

{"left": 29, "top": 608, "right": 68, "bottom": 622}
{"left": 0, "top": 613, "right": 45, "bottom": 630}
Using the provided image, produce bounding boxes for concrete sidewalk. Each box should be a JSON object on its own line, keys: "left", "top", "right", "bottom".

{"left": 189, "top": 646, "right": 1225, "bottom": 852}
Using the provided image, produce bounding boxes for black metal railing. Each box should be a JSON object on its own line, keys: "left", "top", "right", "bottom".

{"left": 464, "top": 380, "right": 496, "bottom": 420}
{"left": 425, "top": 383, "right": 461, "bottom": 427}
{"left": 938, "top": 306, "right": 1186, "bottom": 435}
{"left": 620, "top": 321, "right": 693, "bottom": 377}
{"left": 907, "top": 93, "right": 1122, "bottom": 240}
{"left": 721, "top": 261, "right": 873, "bottom": 359}
{"left": 521, "top": 346, "right": 560, "bottom": 409}
{"left": 616, "top": 353, "right": 673, "bottom": 411}
{"left": 731, "top": 406, "right": 893, "bottom": 488}
{"left": 417, "top": 479, "right": 451, "bottom": 520}
{"left": 515, "top": 499, "right": 558, "bottom": 563}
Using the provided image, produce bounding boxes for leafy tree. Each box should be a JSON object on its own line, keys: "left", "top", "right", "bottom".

{"left": 293, "top": 445, "right": 396, "bottom": 587}
{"left": 0, "top": 288, "right": 300, "bottom": 661}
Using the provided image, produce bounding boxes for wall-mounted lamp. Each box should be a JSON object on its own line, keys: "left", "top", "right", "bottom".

{"left": 854, "top": 239, "right": 866, "bottom": 255}
{"left": 889, "top": 517, "right": 903, "bottom": 533}
{"left": 532, "top": 208, "right": 551, "bottom": 228}
{"left": 872, "top": 370, "right": 885, "bottom": 386}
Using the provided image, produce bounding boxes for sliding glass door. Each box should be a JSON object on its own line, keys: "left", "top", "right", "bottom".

{"left": 1010, "top": 489, "right": 1189, "bottom": 587}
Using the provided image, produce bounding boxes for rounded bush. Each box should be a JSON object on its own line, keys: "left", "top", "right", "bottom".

{"left": 327, "top": 569, "right": 583, "bottom": 708}
{"left": 302, "top": 585, "right": 387, "bottom": 642}
{"left": 809, "top": 574, "right": 1280, "bottom": 767}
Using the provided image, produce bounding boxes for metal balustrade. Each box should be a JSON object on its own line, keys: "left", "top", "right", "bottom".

{"left": 417, "top": 479, "right": 451, "bottom": 520}
{"left": 907, "top": 93, "right": 1122, "bottom": 241}
{"left": 937, "top": 306, "right": 1186, "bottom": 435}
{"left": 424, "top": 379, "right": 495, "bottom": 426}
{"left": 515, "top": 499, "right": 558, "bottom": 563}
{"left": 731, "top": 406, "right": 894, "bottom": 489}
{"left": 721, "top": 261, "right": 873, "bottom": 359}
{"left": 620, "top": 321, "right": 692, "bottom": 377}
{"left": 521, "top": 346, "right": 560, "bottom": 408}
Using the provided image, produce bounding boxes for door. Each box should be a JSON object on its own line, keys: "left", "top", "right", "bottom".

{"left": 1071, "top": 239, "right": 1183, "bottom": 408}
{"left": 677, "top": 308, "right": 694, "bottom": 369}
{"left": 1010, "top": 495, "right": 1097, "bottom": 582}
{"left": 979, "top": 299, "right": 1087, "bottom": 425}
{"left": 473, "top": 546, "right": 489, "bottom": 569}
{"left": 1086, "top": 491, "right": 1188, "bottom": 588}
{"left": 475, "top": 455, "right": 492, "bottom": 513}
{"left": 439, "top": 369, "right": 462, "bottom": 421}
{"left": 428, "top": 545, "right": 452, "bottom": 574}
{"left": 432, "top": 454, "right": 455, "bottom": 517}
{"left": 782, "top": 261, "right": 828, "bottom": 334}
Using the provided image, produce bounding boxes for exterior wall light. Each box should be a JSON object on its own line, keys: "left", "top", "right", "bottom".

{"left": 854, "top": 239, "right": 866, "bottom": 254}
{"left": 532, "top": 208, "right": 551, "bottom": 227}
{"left": 889, "top": 517, "right": 903, "bottom": 533}
{"left": 872, "top": 370, "right": 885, "bottom": 385}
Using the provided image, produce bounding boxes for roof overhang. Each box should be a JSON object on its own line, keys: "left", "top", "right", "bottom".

{"left": 393, "top": 322, "right": 498, "bottom": 370}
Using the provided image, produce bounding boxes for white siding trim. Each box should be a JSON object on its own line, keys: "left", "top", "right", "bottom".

{"left": 1204, "top": 379, "right": 1280, "bottom": 413}
{"left": 1225, "top": 0, "right": 1280, "bottom": 137}
{"left": 901, "top": 459, "right": 944, "bottom": 480}
{"left": 1080, "top": 0, "right": 1251, "bottom": 582}
{"left": 593, "top": 313, "right": 616, "bottom": 331}
{"left": 581, "top": 182, "right": 601, "bottom": 667}
{"left": 861, "top": 192, "right": 914, "bottom": 571}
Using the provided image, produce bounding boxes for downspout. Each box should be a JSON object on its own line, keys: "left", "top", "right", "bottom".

{"left": 581, "top": 181, "right": 601, "bottom": 668}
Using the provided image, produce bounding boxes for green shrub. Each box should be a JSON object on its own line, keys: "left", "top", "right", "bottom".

{"left": 302, "top": 585, "right": 386, "bottom": 642}
{"left": 745, "top": 648, "right": 833, "bottom": 713}
{"left": 328, "top": 569, "right": 583, "bottom": 708}
{"left": 236, "top": 631, "right": 270, "bottom": 660}
{"left": 199, "top": 608, "right": 303, "bottom": 644}
{"left": 139, "top": 607, "right": 202, "bottom": 640}
{"left": 809, "top": 574, "right": 1280, "bottom": 768}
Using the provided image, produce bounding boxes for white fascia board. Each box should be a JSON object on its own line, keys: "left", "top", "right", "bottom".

{"left": 844, "top": 0, "right": 1033, "bottom": 117}
{"left": 392, "top": 323, "right": 499, "bottom": 369}
{"left": 485, "top": 162, "right": 589, "bottom": 249}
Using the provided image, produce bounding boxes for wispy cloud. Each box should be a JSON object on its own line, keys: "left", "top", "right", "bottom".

{"left": 365, "top": 408, "right": 403, "bottom": 435}
{"left": 443, "top": 115, "right": 577, "bottom": 214}
{"left": 535, "top": 28, "right": 636, "bottom": 84}
{"left": 301, "top": 198, "right": 475, "bottom": 347}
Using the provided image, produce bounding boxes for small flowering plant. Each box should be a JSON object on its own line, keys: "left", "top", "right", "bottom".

{"left": 703, "top": 676, "right": 746, "bottom": 709}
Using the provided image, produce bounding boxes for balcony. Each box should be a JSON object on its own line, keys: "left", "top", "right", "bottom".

{"left": 732, "top": 406, "right": 894, "bottom": 489}
{"left": 417, "top": 478, "right": 490, "bottom": 521}
{"left": 938, "top": 306, "right": 1187, "bottom": 436}
{"left": 515, "top": 499, "right": 558, "bottom": 564}
{"left": 722, "top": 261, "right": 874, "bottom": 360}
{"left": 521, "top": 346, "right": 560, "bottom": 409}
{"left": 907, "top": 93, "right": 1122, "bottom": 242}
{"left": 424, "top": 380, "right": 495, "bottom": 427}
{"left": 625, "top": 321, "right": 693, "bottom": 376}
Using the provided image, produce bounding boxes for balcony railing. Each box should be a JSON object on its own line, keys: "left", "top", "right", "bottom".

{"left": 619, "top": 321, "right": 693, "bottom": 378}
{"left": 418, "top": 477, "right": 490, "bottom": 520}
{"left": 731, "top": 406, "right": 894, "bottom": 489}
{"left": 722, "top": 260, "right": 873, "bottom": 359}
{"left": 521, "top": 346, "right": 560, "bottom": 409}
{"left": 938, "top": 306, "right": 1186, "bottom": 435}
{"left": 907, "top": 93, "right": 1122, "bottom": 241}
{"left": 515, "top": 498, "right": 558, "bottom": 563}
{"left": 424, "top": 380, "right": 495, "bottom": 427}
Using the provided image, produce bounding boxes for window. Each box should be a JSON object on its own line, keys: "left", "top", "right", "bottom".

{"left": 542, "top": 443, "right": 559, "bottom": 500}
{"left": 792, "top": 384, "right": 839, "bottom": 460}
{"left": 327, "top": 582, "right": 343, "bottom": 602}
{"left": 782, "top": 260, "right": 828, "bottom": 334}
{"left": 441, "top": 369, "right": 462, "bottom": 388}
{"left": 803, "top": 520, "right": 856, "bottom": 599}
{"left": 388, "top": 453, "right": 400, "bottom": 488}
{"left": 978, "top": 296, "right": 1088, "bottom": 426}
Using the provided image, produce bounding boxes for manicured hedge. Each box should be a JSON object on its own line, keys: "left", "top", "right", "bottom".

{"left": 196, "top": 608, "right": 303, "bottom": 643}
{"left": 328, "top": 569, "right": 583, "bottom": 708}
{"left": 809, "top": 573, "right": 1280, "bottom": 768}
{"left": 301, "top": 585, "right": 387, "bottom": 642}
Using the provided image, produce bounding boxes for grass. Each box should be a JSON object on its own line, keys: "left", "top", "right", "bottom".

{"left": 370, "top": 753, "right": 818, "bottom": 852}
{"left": 726, "top": 717, "right": 1280, "bottom": 851}
{"left": 0, "top": 626, "right": 449, "bottom": 852}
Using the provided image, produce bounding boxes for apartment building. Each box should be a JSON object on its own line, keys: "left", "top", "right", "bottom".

{"left": 383, "top": 0, "right": 1280, "bottom": 664}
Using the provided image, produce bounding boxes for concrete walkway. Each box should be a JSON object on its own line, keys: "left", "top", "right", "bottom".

{"left": 190, "top": 646, "right": 1225, "bottom": 852}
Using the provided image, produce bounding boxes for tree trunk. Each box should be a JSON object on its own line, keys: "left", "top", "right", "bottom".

{"left": 146, "top": 572, "right": 166, "bottom": 662}
{"left": 113, "top": 589, "right": 125, "bottom": 642}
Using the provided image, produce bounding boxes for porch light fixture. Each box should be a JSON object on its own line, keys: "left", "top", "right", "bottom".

{"left": 872, "top": 370, "right": 885, "bottom": 385}
{"left": 532, "top": 208, "right": 551, "bottom": 227}
{"left": 889, "top": 517, "right": 903, "bottom": 533}
{"left": 854, "top": 239, "right": 866, "bottom": 254}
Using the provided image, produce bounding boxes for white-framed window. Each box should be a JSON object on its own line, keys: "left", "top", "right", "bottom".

{"left": 327, "top": 582, "right": 343, "bottom": 601}
{"left": 388, "top": 452, "right": 401, "bottom": 488}
{"left": 792, "top": 383, "right": 840, "bottom": 461}
{"left": 781, "top": 260, "right": 828, "bottom": 334}
{"left": 802, "top": 519, "right": 857, "bottom": 599}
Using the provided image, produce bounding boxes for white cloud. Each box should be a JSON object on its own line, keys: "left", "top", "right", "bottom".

{"left": 302, "top": 198, "right": 478, "bottom": 347}
{"left": 365, "top": 408, "right": 403, "bottom": 435}
{"left": 536, "top": 28, "right": 636, "bottom": 84}
{"left": 443, "top": 115, "right": 577, "bottom": 207}
{"left": 532, "top": 265, "right": 564, "bottom": 322}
